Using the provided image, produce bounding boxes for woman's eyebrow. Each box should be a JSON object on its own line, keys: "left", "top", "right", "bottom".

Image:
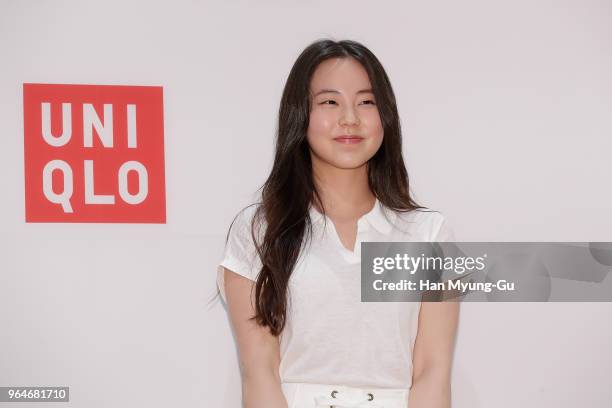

{"left": 313, "top": 88, "right": 374, "bottom": 97}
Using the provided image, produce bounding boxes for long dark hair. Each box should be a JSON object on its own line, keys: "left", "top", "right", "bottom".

{"left": 224, "top": 39, "right": 424, "bottom": 336}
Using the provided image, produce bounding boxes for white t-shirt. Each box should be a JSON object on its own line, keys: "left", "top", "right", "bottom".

{"left": 217, "top": 198, "right": 455, "bottom": 389}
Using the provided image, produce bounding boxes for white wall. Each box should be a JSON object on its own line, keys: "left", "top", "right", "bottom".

{"left": 1, "top": 0, "right": 611, "bottom": 407}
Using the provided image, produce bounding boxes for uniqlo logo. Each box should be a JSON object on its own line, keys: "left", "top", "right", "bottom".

{"left": 23, "top": 83, "right": 166, "bottom": 223}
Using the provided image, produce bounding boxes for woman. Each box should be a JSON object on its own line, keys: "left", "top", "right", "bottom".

{"left": 217, "top": 39, "right": 459, "bottom": 408}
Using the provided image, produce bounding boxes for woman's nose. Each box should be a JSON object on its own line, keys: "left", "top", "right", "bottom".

{"left": 339, "top": 106, "right": 360, "bottom": 126}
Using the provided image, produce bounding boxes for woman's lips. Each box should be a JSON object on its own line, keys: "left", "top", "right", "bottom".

{"left": 334, "top": 135, "right": 364, "bottom": 144}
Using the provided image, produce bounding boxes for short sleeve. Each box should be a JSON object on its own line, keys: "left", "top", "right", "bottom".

{"left": 216, "top": 206, "right": 263, "bottom": 303}
{"left": 432, "top": 214, "right": 461, "bottom": 286}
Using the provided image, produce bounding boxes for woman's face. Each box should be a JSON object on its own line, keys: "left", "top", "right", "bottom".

{"left": 307, "top": 57, "right": 384, "bottom": 170}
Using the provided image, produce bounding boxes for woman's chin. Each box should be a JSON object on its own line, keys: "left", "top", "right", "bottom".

{"left": 327, "top": 157, "right": 370, "bottom": 170}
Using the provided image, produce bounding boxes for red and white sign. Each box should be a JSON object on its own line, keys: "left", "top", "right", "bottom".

{"left": 23, "top": 83, "right": 166, "bottom": 223}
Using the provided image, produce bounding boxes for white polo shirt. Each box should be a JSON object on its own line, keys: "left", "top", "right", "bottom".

{"left": 217, "top": 198, "right": 454, "bottom": 389}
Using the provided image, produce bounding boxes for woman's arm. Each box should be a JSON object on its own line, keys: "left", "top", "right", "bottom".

{"left": 408, "top": 301, "right": 460, "bottom": 408}
{"left": 223, "top": 267, "right": 288, "bottom": 408}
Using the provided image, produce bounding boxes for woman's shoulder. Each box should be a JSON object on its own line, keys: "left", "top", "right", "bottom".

{"left": 390, "top": 206, "right": 454, "bottom": 241}
{"left": 218, "top": 203, "right": 265, "bottom": 292}
{"left": 231, "top": 202, "right": 261, "bottom": 225}
{"left": 394, "top": 206, "right": 445, "bottom": 223}
{"left": 227, "top": 202, "right": 265, "bottom": 239}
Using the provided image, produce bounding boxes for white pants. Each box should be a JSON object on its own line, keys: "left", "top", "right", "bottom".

{"left": 281, "top": 382, "right": 409, "bottom": 408}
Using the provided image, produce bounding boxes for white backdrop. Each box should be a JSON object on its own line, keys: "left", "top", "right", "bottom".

{"left": 1, "top": 0, "right": 611, "bottom": 407}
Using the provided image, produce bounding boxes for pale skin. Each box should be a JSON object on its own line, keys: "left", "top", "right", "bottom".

{"left": 223, "top": 56, "right": 459, "bottom": 408}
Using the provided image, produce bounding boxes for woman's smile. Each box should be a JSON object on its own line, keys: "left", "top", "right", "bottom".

{"left": 333, "top": 135, "right": 364, "bottom": 144}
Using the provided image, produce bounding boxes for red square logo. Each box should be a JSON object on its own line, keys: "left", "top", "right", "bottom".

{"left": 23, "top": 83, "right": 166, "bottom": 223}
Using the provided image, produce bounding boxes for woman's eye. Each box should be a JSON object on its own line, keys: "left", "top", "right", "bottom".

{"left": 319, "top": 99, "right": 376, "bottom": 106}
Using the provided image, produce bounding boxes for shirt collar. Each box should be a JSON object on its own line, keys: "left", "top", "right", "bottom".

{"left": 309, "top": 197, "right": 397, "bottom": 234}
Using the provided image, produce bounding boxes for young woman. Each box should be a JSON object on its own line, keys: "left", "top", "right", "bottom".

{"left": 217, "top": 39, "right": 459, "bottom": 408}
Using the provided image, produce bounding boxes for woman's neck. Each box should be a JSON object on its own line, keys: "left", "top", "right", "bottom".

{"left": 311, "top": 159, "right": 375, "bottom": 222}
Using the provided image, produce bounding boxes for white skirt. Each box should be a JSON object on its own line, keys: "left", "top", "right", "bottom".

{"left": 281, "top": 382, "right": 410, "bottom": 408}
